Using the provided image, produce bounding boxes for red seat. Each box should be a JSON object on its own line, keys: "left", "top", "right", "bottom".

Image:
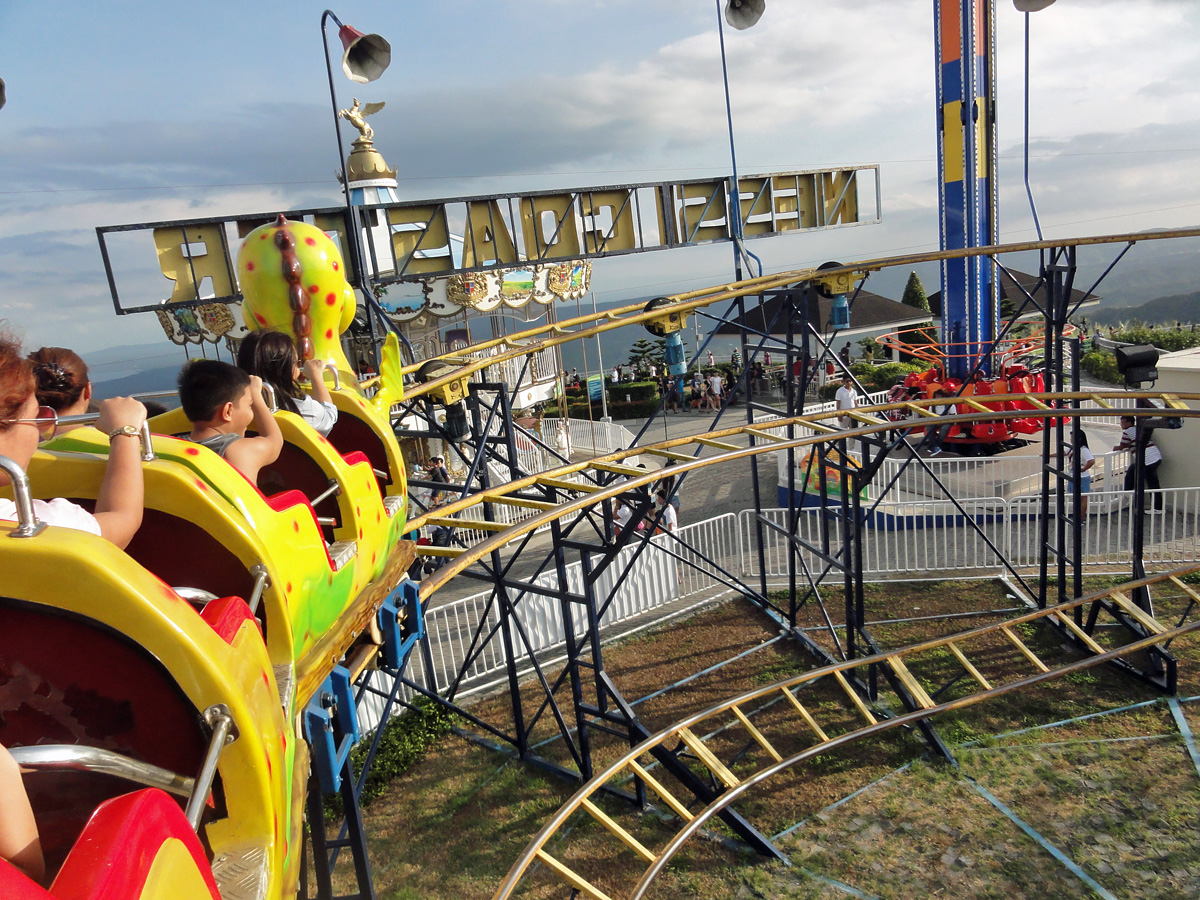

{"left": 199, "top": 595, "right": 260, "bottom": 644}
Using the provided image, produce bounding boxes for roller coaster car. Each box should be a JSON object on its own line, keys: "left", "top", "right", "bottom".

{"left": 38, "top": 416, "right": 413, "bottom": 707}
{"left": 0, "top": 519, "right": 295, "bottom": 898}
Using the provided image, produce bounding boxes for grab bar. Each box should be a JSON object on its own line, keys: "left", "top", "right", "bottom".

{"left": 0, "top": 455, "right": 45, "bottom": 538}
{"left": 55, "top": 414, "right": 156, "bottom": 462}
{"left": 184, "top": 705, "right": 238, "bottom": 830}
{"left": 10, "top": 744, "right": 194, "bottom": 798}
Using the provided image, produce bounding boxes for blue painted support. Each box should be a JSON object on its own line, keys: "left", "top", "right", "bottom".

{"left": 304, "top": 664, "right": 361, "bottom": 794}
{"left": 379, "top": 578, "right": 425, "bottom": 669}
{"left": 964, "top": 778, "right": 1118, "bottom": 900}
{"left": 664, "top": 331, "right": 687, "bottom": 376}
{"left": 934, "top": 0, "right": 999, "bottom": 379}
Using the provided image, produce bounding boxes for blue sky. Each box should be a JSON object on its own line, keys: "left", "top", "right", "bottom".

{"left": 3, "top": 0, "right": 1200, "bottom": 357}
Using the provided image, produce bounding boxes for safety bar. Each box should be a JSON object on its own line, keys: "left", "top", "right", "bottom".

{"left": 56, "top": 414, "right": 156, "bottom": 462}
{"left": 247, "top": 564, "right": 270, "bottom": 614}
{"left": 10, "top": 744, "right": 194, "bottom": 798}
{"left": 260, "top": 382, "right": 279, "bottom": 413}
{"left": 0, "top": 454, "right": 46, "bottom": 538}
{"left": 184, "top": 705, "right": 238, "bottom": 830}
{"left": 326, "top": 362, "right": 340, "bottom": 392}
{"left": 310, "top": 478, "right": 342, "bottom": 508}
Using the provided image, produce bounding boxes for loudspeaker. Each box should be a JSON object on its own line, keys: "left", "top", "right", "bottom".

{"left": 338, "top": 25, "right": 391, "bottom": 84}
{"left": 724, "top": 0, "right": 766, "bottom": 31}
{"left": 1114, "top": 344, "right": 1160, "bottom": 387}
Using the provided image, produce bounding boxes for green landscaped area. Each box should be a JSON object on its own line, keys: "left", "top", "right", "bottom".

{"left": 332, "top": 577, "right": 1200, "bottom": 899}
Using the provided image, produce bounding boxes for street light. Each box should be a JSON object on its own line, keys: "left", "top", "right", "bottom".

{"left": 320, "top": 10, "right": 393, "bottom": 366}
{"left": 716, "top": 0, "right": 765, "bottom": 282}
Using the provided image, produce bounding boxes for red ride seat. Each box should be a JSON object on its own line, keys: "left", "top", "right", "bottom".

{"left": 49, "top": 789, "right": 218, "bottom": 900}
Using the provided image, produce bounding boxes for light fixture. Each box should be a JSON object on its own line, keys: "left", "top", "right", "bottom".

{"left": 1114, "top": 344, "right": 1159, "bottom": 388}
{"left": 725, "top": 0, "right": 766, "bottom": 30}
{"left": 335, "top": 24, "right": 391, "bottom": 83}
{"left": 1013, "top": 1, "right": 1056, "bottom": 11}
{"left": 320, "top": 10, "right": 394, "bottom": 371}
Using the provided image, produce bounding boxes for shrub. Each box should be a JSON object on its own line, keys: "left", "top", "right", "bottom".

{"left": 325, "top": 697, "right": 455, "bottom": 820}
{"left": 1110, "top": 324, "right": 1200, "bottom": 353}
{"left": 607, "top": 380, "right": 659, "bottom": 402}
{"left": 608, "top": 398, "right": 662, "bottom": 419}
{"left": 1080, "top": 349, "right": 1122, "bottom": 385}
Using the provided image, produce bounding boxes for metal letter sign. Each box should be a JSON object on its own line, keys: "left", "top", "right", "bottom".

{"left": 98, "top": 166, "right": 878, "bottom": 316}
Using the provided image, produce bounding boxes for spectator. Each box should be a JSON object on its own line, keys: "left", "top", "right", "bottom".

{"left": 706, "top": 349, "right": 714, "bottom": 368}
{"left": 29, "top": 347, "right": 93, "bottom": 432}
{"left": 648, "top": 362, "right": 657, "bottom": 379}
{"left": 654, "top": 490, "right": 677, "bottom": 533}
{"left": 0, "top": 330, "right": 146, "bottom": 549}
{"left": 708, "top": 370, "right": 724, "bottom": 410}
{"left": 236, "top": 330, "right": 338, "bottom": 436}
{"left": 1067, "top": 431, "right": 1095, "bottom": 517}
{"left": 178, "top": 359, "right": 283, "bottom": 483}
{"left": 835, "top": 374, "right": 857, "bottom": 429}
{"left": 1115, "top": 415, "right": 1163, "bottom": 511}
{"left": 428, "top": 455, "right": 450, "bottom": 505}
{"left": 611, "top": 366, "right": 619, "bottom": 384}
{"left": 927, "top": 389, "right": 954, "bottom": 455}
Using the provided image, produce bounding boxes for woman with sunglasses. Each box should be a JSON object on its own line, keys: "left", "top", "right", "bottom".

{"left": 0, "top": 330, "right": 146, "bottom": 549}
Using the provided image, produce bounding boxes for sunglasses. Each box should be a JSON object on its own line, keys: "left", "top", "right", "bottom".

{"left": 3, "top": 405, "right": 58, "bottom": 439}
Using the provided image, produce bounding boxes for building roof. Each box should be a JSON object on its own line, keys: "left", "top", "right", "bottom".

{"left": 713, "top": 287, "right": 932, "bottom": 337}
{"left": 927, "top": 268, "right": 1100, "bottom": 319}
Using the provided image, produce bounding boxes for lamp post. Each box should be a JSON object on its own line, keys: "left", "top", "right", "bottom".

{"left": 320, "top": 10, "right": 393, "bottom": 367}
{"left": 1015, "top": 0, "right": 1056, "bottom": 240}
{"left": 716, "top": 0, "right": 765, "bottom": 283}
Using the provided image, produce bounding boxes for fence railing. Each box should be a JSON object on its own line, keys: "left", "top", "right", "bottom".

{"left": 361, "top": 489, "right": 1200, "bottom": 727}
{"left": 741, "top": 488, "right": 1200, "bottom": 581}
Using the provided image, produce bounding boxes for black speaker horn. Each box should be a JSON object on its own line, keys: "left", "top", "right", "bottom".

{"left": 724, "top": 0, "right": 766, "bottom": 31}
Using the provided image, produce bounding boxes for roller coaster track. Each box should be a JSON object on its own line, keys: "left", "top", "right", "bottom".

{"left": 408, "top": 391, "right": 1200, "bottom": 580}
{"left": 489, "top": 564, "right": 1200, "bottom": 900}
{"left": 392, "top": 229, "right": 1200, "bottom": 898}
{"left": 398, "top": 226, "right": 1200, "bottom": 404}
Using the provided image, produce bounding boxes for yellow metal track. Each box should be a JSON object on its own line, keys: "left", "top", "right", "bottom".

{"left": 491, "top": 565, "right": 1200, "bottom": 900}
{"left": 409, "top": 393, "right": 1200, "bottom": 582}
{"left": 399, "top": 226, "right": 1200, "bottom": 404}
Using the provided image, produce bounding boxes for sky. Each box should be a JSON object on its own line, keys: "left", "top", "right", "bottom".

{"left": 2, "top": 0, "right": 1200, "bottom": 364}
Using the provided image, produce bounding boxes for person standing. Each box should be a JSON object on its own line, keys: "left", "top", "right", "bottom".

{"left": 706, "top": 349, "right": 714, "bottom": 368}
{"left": 1115, "top": 416, "right": 1163, "bottom": 511}
{"left": 654, "top": 489, "right": 677, "bottom": 533}
{"left": 611, "top": 366, "right": 619, "bottom": 384}
{"left": 1067, "top": 432, "right": 1095, "bottom": 517}
{"left": 835, "top": 374, "right": 857, "bottom": 429}
{"left": 708, "top": 370, "right": 723, "bottom": 410}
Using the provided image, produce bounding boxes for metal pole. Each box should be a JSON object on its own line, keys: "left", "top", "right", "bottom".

{"left": 321, "top": 10, "right": 385, "bottom": 367}
{"left": 716, "top": 0, "right": 744, "bottom": 283}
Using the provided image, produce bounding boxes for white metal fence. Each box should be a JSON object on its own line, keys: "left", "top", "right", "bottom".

{"left": 360, "top": 489, "right": 1200, "bottom": 727}
{"left": 742, "top": 488, "right": 1200, "bottom": 580}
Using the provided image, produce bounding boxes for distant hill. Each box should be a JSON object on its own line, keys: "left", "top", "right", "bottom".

{"left": 91, "top": 364, "right": 183, "bottom": 405}
{"left": 1090, "top": 290, "right": 1200, "bottom": 326}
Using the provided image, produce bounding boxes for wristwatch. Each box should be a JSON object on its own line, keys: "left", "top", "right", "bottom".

{"left": 109, "top": 425, "right": 141, "bottom": 441}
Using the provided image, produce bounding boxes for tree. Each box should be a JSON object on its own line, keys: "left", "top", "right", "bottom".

{"left": 901, "top": 271, "right": 931, "bottom": 315}
{"left": 627, "top": 338, "right": 657, "bottom": 373}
